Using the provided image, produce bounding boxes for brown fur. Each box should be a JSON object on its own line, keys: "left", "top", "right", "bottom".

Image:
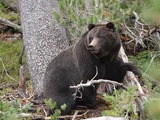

{"left": 43, "top": 22, "right": 141, "bottom": 116}
{"left": 43, "top": 22, "right": 120, "bottom": 115}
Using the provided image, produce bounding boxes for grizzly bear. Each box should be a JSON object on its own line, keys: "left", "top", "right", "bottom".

{"left": 43, "top": 22, "right": 140, "bottom": 115}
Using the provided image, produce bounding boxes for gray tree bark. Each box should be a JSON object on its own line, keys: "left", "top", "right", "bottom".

{"left": 18, "top": 0, "right": 69, "bottom": 97}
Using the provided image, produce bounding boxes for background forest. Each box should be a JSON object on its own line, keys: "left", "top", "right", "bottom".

{"left": 0, "top": 0, "right": 160, "bottom": 120}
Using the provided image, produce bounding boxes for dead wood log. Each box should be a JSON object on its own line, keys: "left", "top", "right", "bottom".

{"left": 82, "top": 116, "right": 128, "bottom": 120}
{"left": 44, "top": 110, "right": 89, "bottom": 120}
{"left": 0, "top": 17, "right": 22, "bottom": 33}
{"left": 0, "top": 111, "right": 43, "bottom": 119}
{"left": 119, "top": 46, "right": 147, "bottom": 101}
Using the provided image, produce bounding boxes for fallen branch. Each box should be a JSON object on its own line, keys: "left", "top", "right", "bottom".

{"left": 121, "top": 11, "right": 160, "bottom": 50}
{"left": 82, "top": 116, "right": 128, "bottom": 120}
{"left": 0, "top": 111, "right": 43, "bottom": 119}
{"left": 18, "top": 113, "right": 33, "bottom": 118}
{"left": 119, "top": 46, "right": 147, "bottom": 120}
{"left": 135, "top": 97, "right": 145, "bottom": 120}
{"left": 125, "top": 71, "right": 147, "bottom": 100}
{"left": 127, "top": 73, "right": 146, "bottom": 120}
{"left": 1, "top": 110, "right": 89, "bottom": 120}
{"left": 0, "top": 17, "right": 22, "bottom": 33}
{"left": 72, "top": 110, "right": 79, "bottom": 120}
{"left": 70, "top": 79, "right": 127, "bottom": 90}
{"left": 44, "top": 110, "right": 89, "bottom": 120}
{"left": 0, "top": 57, "right": 17, "bottom": 81}
{"left": 123, "top": 72, "right": 146, "bottom": 120}
{"left": 119, "top": 46, "right": 147, "bottom": 101}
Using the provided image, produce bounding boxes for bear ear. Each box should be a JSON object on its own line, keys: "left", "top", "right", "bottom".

{"left": 106, "top": 22, "right": 115, "bottom": 31}
{"left": 88, "top": 24, "right": 95, "bottom": 31}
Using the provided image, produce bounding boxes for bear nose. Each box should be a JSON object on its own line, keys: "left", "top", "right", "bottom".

{"left": 88, "top": 45, "right": 93, "bottom": 48}
{"left": 88, "top": 45, "right": 94, "bottom": 50}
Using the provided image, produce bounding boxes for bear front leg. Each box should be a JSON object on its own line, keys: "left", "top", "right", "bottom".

{"left": 115, "top": 61, "right": 141, "bottom": 83}
{"left": 76, "top": 86, "right": 97, "bottom": 108}
{"left": 105, "top": 57, "right": 141, "bottom": 83}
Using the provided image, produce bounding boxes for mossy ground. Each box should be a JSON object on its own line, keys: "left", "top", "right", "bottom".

{"left": 0, "top": 2, "right": 19, "bottom": 24}
{"left": 0, "top": 40, "right": 24, "bottom": 95}
{"left": 0, "top": 1, "right": 24, "bottom": 95}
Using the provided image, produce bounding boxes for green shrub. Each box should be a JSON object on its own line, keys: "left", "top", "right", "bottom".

{"left": 53, "top": 0, "right": 148, "bottom": 42}
{"left": 102, "top": 87, "right": 138, "bottom": 119}
{"left": 44, "top": 99, "right": 67, "bottom": 120}
{"left": 0, "top": 100, "right": 32, "bottom": 120}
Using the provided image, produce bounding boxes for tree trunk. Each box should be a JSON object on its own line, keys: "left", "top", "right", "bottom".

{"left": 18, "top": 0, "right": 69, "bottom": 97}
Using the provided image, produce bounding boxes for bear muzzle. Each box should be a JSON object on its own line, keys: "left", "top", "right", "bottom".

{"left": 87, "top": 38, "right": 101, "bottom": 54}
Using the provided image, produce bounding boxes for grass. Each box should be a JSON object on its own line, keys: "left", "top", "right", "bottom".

{"left": 0, "top": 40, "right": 24, "bottom": 95}
{"left": 0, "top": 2, "right": 21, "bottom": 85}
{"left": 0, "top": 2, "right": 19, "bottom": 24}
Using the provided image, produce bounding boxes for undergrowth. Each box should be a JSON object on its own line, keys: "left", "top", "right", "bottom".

{"left": 129, "top": 50, "right": 160, "bottom": 84}
{"left": 44, "top": 99, "right": 67, "bottom": 120}
{"left": 0, "top": 40, "right": 24, "bottom": 95}
{"left": 129, "top": 50, "right": 160, "bottom": 119}
{"left": 0, "top": 2, "right": 19, "bottom": 23}
{"left": 0, "top": 99, "right": 33, "bottom": 120}
{"left": 102, "top": 87, "right": 138, "bottom": 119}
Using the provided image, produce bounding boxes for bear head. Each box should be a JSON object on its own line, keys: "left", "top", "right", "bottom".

{"left": 86, "top": 22, "right": 121, "bottom": 62}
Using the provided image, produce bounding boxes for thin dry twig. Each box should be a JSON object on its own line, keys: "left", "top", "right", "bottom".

{"left": 44, "top": 110, "right": 89, "bottom": 120}
{"left": 121, "top": 11, "right": 160, "bottom": 50}
{"left": 143, "top": 54, "right": 157, "bottom": 75}
{"left": 72, "top": 66, "right": 98, "bottom": 99}
{"left": 135, "top": 97, "right": 145, "bottom": 120}
{"left": 72, "top": 110, "right": 79, "bottom": 120}
{"left": 0, "top": 58, "right": 17, "bottom": 81}
{"left": 21, "top": 90, "right": 36, "bottom": 102}
{"left": 42, "top": 105, "right": 48, "bottom": 117}
{"left": 0, "top": 111, "right": 35, "bottom": 118}
{"left": 70, "top": 79, "right": 127, "bottom": 90}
